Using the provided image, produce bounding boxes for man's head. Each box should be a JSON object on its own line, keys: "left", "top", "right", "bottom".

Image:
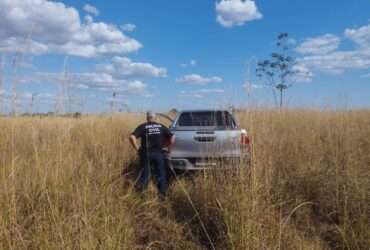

{"left": 146, "top": 111, "right": 156, "bottom": 122}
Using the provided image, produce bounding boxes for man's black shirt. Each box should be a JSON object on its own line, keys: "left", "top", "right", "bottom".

{"left": 132, "top": 122, "right": 173, "bottom": 153}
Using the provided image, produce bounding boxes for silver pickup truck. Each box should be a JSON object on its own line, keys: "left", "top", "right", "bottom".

{"left": 165, "top": 110, "right": 250, "bottom": 170}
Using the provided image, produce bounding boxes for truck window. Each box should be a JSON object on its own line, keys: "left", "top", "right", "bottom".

{"left": 177, "top": 111, "right": 236, "bottom": 128}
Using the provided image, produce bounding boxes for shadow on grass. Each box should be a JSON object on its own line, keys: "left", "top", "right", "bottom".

{"left": 120, "top": 159, "right": 234, "bottom": 249}
{"left": 120, "top": 158, "right": 187, "bottom": 193}
{"left": 167, "top": 171, "right": 231, "bottom": 250}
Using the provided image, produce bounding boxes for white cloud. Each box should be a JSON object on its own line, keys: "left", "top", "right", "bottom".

{"left": 291, "top": 64, "right": 314, "bottom": 83}
{"left": 180, "top": 88, "right": 225, "bottom": 98}
{"left": 101, "top": 56, "right": 167, "bottom": 78}
{"left": 181, "top": 59, "right": 197, "bottom": 67}
{"left": 84, "top": 15, "right": 94, "bottom": 24}
{"left": 296, "top": 34, "right": 340, "bottom": 55}
{"left": 197, "top": 88, "right": 225, "bottom": 93}
{"left": 70, "top": 72, "right": 116, "bottom": 87}
{"left": 26, "top": 54, "right": 165, "bottom": 97}
{"left": 76, "top": 84, "right": 89, "bottom": 89}
{"left": 176, "top": 74, "right": 223, "bottom": 85}
{"left": 127, "top": 80, "right": 146, "bottom": 92}
{"left": 298, "top": 48, "right": 370, "bottom": 75}
{"left": 296, "top": 24, "right": 370, "bottom": 75}
{"left": 33, "top": 72, "right": 113, "bottom": 84}
{"left": 243, "top": 82, "right": 264, "bottom": 89}
{"left": 345, "top": 24, "right": 370, "bottom": 47}
{"left": 184, "top": 93, "right": 203, "bottom": 98}
{"left": 0, "top": 0, "right": 142, "bottom": 57}
{"left": 0, "top": 37, "right": 49, "bottom": 55}
{"left": 121, "top": 23, "right": 136, "bottom": 32}
{"left": 83, "top": 4, "right": 99, "bottom": 17}
{"left": 0, "top": 90, "right": 56, "bottom": 102}
{"left": 107, "top": 97, "right": 128, "bottom": 105}
{"left": 30, "top": 71, "right": 148, "bottom": 94}
{"left": 215, "top": 0, "right": 262, "bottom": 28}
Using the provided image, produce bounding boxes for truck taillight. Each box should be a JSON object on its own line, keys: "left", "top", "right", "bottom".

{"left": 241, "top": 135, "right": 250, "bottom": 145}
{"left": 240, "top": 129, "right": 250, "bottom": 147}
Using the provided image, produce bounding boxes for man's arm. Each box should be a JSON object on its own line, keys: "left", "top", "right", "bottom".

{"left": 169, "top": 134, "right": 176, "bottom": 146}
{"left": 162, "top": 126, "right": 175, "bottom": 150}
{"left": 166, "top": 134, "right": 176, "bottom": 152}
{"left": 130, "top": 125, "right": 143, "bottom": 152}
{"left": 129, "top": 135, "right": 140, "bottom": 152}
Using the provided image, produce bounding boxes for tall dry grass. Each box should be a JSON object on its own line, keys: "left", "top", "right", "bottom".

{"left": 0, "top": 110, "right": 369, "bottom": 249}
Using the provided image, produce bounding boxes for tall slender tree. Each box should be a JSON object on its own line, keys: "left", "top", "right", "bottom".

{"left": 256, "top": 33, "right": 300, "bottom": 107}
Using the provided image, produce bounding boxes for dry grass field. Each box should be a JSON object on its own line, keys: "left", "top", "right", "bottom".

{"left": 0, "top": 110, "right": 369, "bottom": 250}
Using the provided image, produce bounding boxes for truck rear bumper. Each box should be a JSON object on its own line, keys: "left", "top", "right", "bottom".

{"left": 168, "top": 155, "right": 250, "bottom": 170}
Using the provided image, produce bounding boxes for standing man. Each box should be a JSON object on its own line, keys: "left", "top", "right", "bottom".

{"left": 129, "top": 111, "right": 175, "bottom": 199}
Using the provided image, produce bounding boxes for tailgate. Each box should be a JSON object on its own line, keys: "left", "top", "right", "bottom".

{"left": 170, "top": 129, "right": 242, "bottom": 158}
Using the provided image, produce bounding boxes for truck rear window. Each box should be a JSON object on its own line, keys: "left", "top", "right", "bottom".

{"left": 177, "top": 111, "right": 236, "bottom": 127}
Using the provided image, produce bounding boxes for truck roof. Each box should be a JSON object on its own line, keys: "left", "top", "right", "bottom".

{"left": 177, "top": 109, "right": 231, "bottom": 113}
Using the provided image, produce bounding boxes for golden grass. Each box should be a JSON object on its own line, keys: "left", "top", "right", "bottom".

{"left": 0, "top": 110, "right": 369, "bottom": 249}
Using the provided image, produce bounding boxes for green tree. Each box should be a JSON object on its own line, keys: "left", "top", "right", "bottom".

{"left": 256, "top": 33, "right": 300, "bottom": 107}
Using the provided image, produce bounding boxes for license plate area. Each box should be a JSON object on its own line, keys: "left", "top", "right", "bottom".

{"left": 195, "top": 158, "right": 218, "bottom": 167}
{"left": 193, "top": 136, "right": 216, "bottom": 142}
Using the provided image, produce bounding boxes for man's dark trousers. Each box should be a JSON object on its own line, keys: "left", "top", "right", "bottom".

{"left": 138, "top": 151, "right": 168, "bottom": 197}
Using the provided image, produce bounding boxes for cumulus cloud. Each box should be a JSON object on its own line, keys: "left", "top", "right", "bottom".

{"left": 1, "top": 90, "right": 56, "bottom": 106}
{"left": 121, "top": 23, "right": 136, "bottom": 32}
{"left": 30, "top": 72, "right": 115, "bottom": 89}
{"left": 83, "top": 4, "right": 99, "bottom": 16}
{"left": 176, "top": 74, "right": 223, "bottom": 85}
{"left": 345, "top": 24, "right": 370, "bottom": 47}
{"left": 28, "top": 55, "right": 165, "bottom": 94}
{"left": 215, "top": 0, "right": 262, "bottom": 28}
{"left": 0, "top": 0, "right": 142, "bottom": 57}
{"left": 296, "top": 24, "right": 370, "bottom": 75}
{"left": 179, "top": 92, "right": 203, "bottom": 98}
{"left": 179, "top": 88, "right": 225, "bottom": 98}
{"left": 296, "top": 34, "right": 340, "bottom": 55}
{"left": 291, "top": 64, "right": 314, "bottom": 82}
{"left": 106, "top": 80, "right": 148, "bottom": 95}
{"left": 180, "top": 59, "right": 197, "bottom": 67}
{"left": 243, "top": 82, "right": 264, "bottom": 89}
{"left": 30, "top": 71, "right": 148, "bottom": 94}
{"left": 100, "top": 56, "right": 167, "bottom": 78}
{"left": 197, "top": 88, "right": 225, "bottom": 93}
{"left": 127, "top": 80, "right": 146, "bottom": 92}
{"left": 0, "top": 38, "right": 49, "bottom": 55}
{"left": 298, "top": 50, "right": 370, "bottom": 75}
{"left": 24, "top": 54, "right": 166, "bottom": 99}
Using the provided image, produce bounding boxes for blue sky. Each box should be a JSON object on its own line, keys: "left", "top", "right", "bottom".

{"left": 0, "top": 0, "right": 370, "bottom": 113}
